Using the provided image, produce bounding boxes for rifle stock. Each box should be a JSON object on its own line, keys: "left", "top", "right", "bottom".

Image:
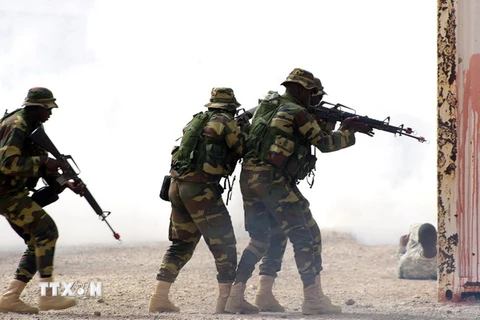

{"left": 30, "top": 126, "right": 121, "bottom": 242}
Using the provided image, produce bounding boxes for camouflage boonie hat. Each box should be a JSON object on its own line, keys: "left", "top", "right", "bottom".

{"left": 281, "top": 68, "right": 317, "bottom": 90}
{"left": 312, "top": 77, "right": 328, "bottom": 96}
{"left": 204, "top": 87, "right": 241, "bottom": 111}
{"left": 22, "top": 87, "right": 58, "bottom": 109}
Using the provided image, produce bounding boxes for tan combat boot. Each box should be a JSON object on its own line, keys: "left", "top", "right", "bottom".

{"left": 215, "top": 281, "right": 232, "bottom": 313}
{"left": 38, "top": 277, "right": 77, "bottom": 311}
{"left": 148, "top": 280, "right": 180, "bottom": 313}
{"left": 301, "top": 276, "right": 342, "bottom": 315}
{"left": 254, "top": 275, "right": 285, "bottom": 312}
{"left": 316, "top": 275, "right": 342, "bottom": 313}
{"left": 224, "top": 282, "right": 259, "bottom": 314}
{"left": 0, "top": 279, "right": 39, "bottom": 314}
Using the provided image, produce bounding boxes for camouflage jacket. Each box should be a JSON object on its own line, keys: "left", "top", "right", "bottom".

{"left": 243, "top": 92, "right": 355, "bottom": 178}
{"left": 172, "top": 110, "right": 245, "bottom": 183}
{"left": 0, "top": 109, "right": 47, "bottom": 194}
{"left": 397, "top": 224, "right": 437, "bottom": 280}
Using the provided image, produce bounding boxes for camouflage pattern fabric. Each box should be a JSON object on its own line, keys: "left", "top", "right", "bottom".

{"left": 157, "top": 103, "right": 245, "bottom": 284}
{"left": 259, "top": 182, "right": 323, "bottom": 277}
{"left": 173, "top": 111, "right": 244, "bottom": 180}
{"left": 0, "top": 109, "right": 46, "bottom": 193}
{"left": 157, "top": 180, "right": 237, "bottom": 283}
{"left": 397, "top": 224, "right": 437, "bottom": 280}
{"left": 204, "top": 87, "right": 241, "bottom": 111}
{"left": 281, "top": 68, "right": 317, "bottom": 90}
{"left": 0, "top": 189, "right": 58, "bottom": 282}
{"left": 312, "top": 77, "right": 327, "bottom": 96}
{"left": 258, "top": 111, "right": 339, "bottom": 278}
{"left": 22, "top": 87, "right": 58, "bottom": 109}
{"left": 236, "top": 92, "right": 356, "bottom": 288}
{"left": 235, "top": 167, "right": 318, "bottom": 286}
{"left": 0, "top": 108, "right": 58, "bottom": 283}
{"left": 244, "top": 92, "right": 356, "bottom": 169}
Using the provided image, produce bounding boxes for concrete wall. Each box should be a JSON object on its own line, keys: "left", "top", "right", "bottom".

{"left": 438, "top": 0, "right": 480, "bottom": 302}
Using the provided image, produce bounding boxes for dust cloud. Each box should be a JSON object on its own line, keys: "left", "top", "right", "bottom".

{"left": 0, "top": 0, "right": 437, "bottom": 252}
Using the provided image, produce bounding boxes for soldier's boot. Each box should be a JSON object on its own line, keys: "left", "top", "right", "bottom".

{"left": 148, "top": 280, "right": 180, "bottom": 313}
{"left": 0, "top": 279, "right": 39, "bottom": 314}
{"left": 214, "top": 281, "right": 232, "bottom": 313}
{"left": 224, "top": 282, "right": 259, "bottom": 314}
{"left": 301, "top": 276, "right": 342, "bottom": 315}
{"left": 316, "top": 275, "right": 342, "bottom": 313}
{"left": 38, "top": 277, "right": 77, "bottom": 311}
{"left": 254, "top": 275, "right": 285, "bottom": 312}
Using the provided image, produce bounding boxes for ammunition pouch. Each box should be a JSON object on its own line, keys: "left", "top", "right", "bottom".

{"left": 159, "top": 175, "right": 171, "bottom": 202}
{"left": 31, "top": 186, "right": 59, "bottom": 207}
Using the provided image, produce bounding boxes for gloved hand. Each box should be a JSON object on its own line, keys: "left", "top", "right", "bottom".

{"left": 340, "top": 116, "right": 374, "bottom": 136}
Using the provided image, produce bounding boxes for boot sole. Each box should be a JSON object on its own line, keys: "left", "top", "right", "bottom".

{"left": 39, "top": 303, "right": 77, "bottom": 311}
{"left": 0, "top": 308, "right": 39, "bottom": 314}
{"left": 302, "top": 310, "right": 343, "bottom": 315}
{"left": 258, "top": 308, "right": 285, "bottom": 312}
{"left": 225, "top": 309, "right": 259, "bottom": 314}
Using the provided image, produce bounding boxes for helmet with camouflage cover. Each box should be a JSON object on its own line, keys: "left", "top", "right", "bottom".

{"left": 204, "top": 87, "right": 241, "bottom": 111}
{"left": 22, "top": 87, "right": 58, "bottom": 109}
{"left": 312, "top": 77, "right": 327, "bottom": 96}
{"left": 281, "top": 68, "right": 317, "bottom": 92}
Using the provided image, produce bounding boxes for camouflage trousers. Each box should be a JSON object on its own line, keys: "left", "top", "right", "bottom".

{"left": 236, "top": 166, "right": 318, "bottom": 287}
{"left": 156, "top": 179, "right": 237, "bottom": 283}
{"left": 0, "top": 189, "right": 58, "bottom": 283}
{"left": 259, "top": 182, "right": 323, "bottom": 278}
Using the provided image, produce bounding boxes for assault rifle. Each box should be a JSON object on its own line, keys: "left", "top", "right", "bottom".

{"left": 309, "top": 101, "right": 426, "bottom": 142}
{"left": 30, "top": 126, "right": 121, "bottom": 242}
{"left": 235, "top": 103, "right": 426, "bottom": 143}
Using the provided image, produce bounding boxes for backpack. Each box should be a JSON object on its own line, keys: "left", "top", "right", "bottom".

{"left": 244, "top": 91, "right": 282, "bottom": 160}
{"left": 245, "top": 92, "right": 317, "bottom": 184}
{"left": 173, "top": 111, "right": 215, "bottom": 174}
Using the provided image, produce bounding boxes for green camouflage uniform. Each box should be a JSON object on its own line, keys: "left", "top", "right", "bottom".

{"left": 397, "top": 224, "right": 437, "bottom": 280}
{"left": 0, "top": 88, "right": 59, "bottom": 283}
{"left": 259, "top": 78, "right": 331, "bottom": 278}
{"left": 236, "top": 69, "right": 356, "bottom": 287}
{"left": 259, "top": 185, "right": 323, "bottom": 277}
{"left": 157, "top": 88, "right": 245, "bottom": 284}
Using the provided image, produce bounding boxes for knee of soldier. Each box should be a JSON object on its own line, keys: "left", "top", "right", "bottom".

{"left": 246, "top": 219, "right": 270, "bottom": 241}
{"left": 169, "top": 239, "right": 197, "bottom": 254}
{"left": 245, "top": 238, "right": 269, "bottom": 260}
{"left": 270, "top": 231, "right": 287, "bottom": 244}
{"left": 34, "top": 219, "right": 59, "bottom": 245}
{"left": 287, "top": 227, "right": 313, "bottom": 249}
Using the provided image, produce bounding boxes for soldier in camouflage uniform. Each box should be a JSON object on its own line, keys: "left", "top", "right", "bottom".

{"left": 397, "top": 223, "right": 437, "bottom": 280}
{"left": 253, "top": 77, "right": 341, "bottom": 313}
{"left": 0, "top": 87, "right": 84, "bottom": 314}
{"left": 149, "top": 87, "right": 246, "bottom": 314}
{"left": 225, "top": 69, "right": 372, "bottom": 315}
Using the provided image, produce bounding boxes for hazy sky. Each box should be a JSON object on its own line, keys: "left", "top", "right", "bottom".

{"left": 0, "top": 0, "right": 437, "bottom": 250}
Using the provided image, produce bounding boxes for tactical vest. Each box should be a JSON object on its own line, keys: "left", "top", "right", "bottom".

{"left": 245, "top": 92, "right": 316, "bottom": 181}
{"left": 172, "top": 110, "right": 233, "bottom": 177}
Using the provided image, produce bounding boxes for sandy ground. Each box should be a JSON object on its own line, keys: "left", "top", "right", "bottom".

{"left": 0, "top": 231, "right": 479, "bottom": 320}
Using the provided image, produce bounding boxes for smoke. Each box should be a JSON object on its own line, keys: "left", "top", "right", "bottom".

{"left": 0, "top": 0, "right": 437, "bottom": 251}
